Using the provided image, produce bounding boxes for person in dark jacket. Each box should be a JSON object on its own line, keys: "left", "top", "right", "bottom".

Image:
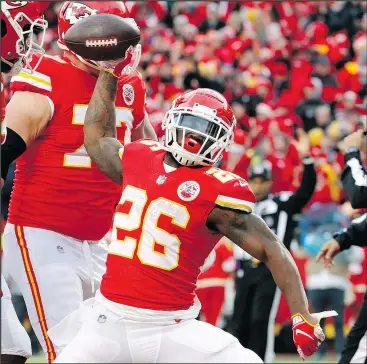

{"left": 295, "top": 79, "right": 327, "bottom": 132}
{"left": 317, "top": 213, "right": 367, "bottom": 364}
{"left": 198, "top": 3, "right": 226, "bottom": 33}
{"left": 317, "top": 102, "right": 367, "bottom": 364}
{"left": 232, "top": 129, "right": 317, "bottom": 363}
{"left": 339, "top": 128, "right": 367, "bottom": 208}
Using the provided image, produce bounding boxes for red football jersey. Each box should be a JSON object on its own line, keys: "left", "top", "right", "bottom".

{"left": 1, "top": 80, "right": 6, "bottom": 144}
{"left": 8, "top": 55, "right": 146, "bottom": 240}
{"left": 101, "top": 139, "right": 256, "bottom": 311}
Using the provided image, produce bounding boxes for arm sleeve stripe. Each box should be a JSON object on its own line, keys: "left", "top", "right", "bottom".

{"left": 347, "top": 158, "right": 367, "bottom": 187}
{"left": 215, "top": 195, "right": 254, "bottom": 212}
{"left": 20, "top": 70, "right": 51, "bottom": 83}
{"left": 352, "top": 213, "right": 367, "bottom": 225}
{"left": 11, "top": 72, "right": 51, "bottom": 92}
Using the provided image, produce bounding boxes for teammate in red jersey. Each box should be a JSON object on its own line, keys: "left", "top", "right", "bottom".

{"left": 2, "top": 2, "right": 156, "bottom": 363}
{"left": 1, "top": 2, "right": 48, "bottom": 364}
{"left": 49, "top": 69, "right": 334, "bottom": 362}
{"left": 1, "top": 0, "right": 48, "bottom": 174}
{"left": 1, "top": 82, "right": 6, "bottom": 145}
{"left": 196, "top": 238, "right": 236, "bottom": 326}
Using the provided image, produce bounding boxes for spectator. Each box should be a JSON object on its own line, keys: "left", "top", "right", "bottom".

{"left": 231, "top": 129, "right": 316, "bottom": 363}
{"left": 324, "top": 1, "right": 360, "bottom": 37}
{"left": 198, "top": 3, "right": 226, "bottom": 33}
{"left": 295, "top": 79, "right": 327, "bottom": 132}
{"left": 315, "top": 104, "right": 333, "bottom": 130}
{"left": 300, "top": 203, "right": 361, "bottom": 361}
{"left": 196, "top": 238, "right": 236, "bottom": 327}
{"left": 312, "top": 55, "right": 338, "bottom": 87}
{"left": 317, "top": 103, "right": 367, "bottom": 364}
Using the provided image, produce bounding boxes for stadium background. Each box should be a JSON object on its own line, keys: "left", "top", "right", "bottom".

{"left": 2, "top": 1, "right": 367, "bottom": 363}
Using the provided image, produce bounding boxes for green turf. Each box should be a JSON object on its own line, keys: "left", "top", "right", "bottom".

{"left": 26, "top": 354, "right": 45, "bottom": 364}
{"left": 26, "top": 353, "right": 337, "bottom": 363}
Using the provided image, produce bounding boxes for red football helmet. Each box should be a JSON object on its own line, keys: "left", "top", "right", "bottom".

{"left": 1, "top": 1, "right": 48, "bottom": 75}
{"left": 57, "top": 1, "right": 140, "bottom": 71}
{"left": 162, "top": 88, "right": 236, "bottom": 166}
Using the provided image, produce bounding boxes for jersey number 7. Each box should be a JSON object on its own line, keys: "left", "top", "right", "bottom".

{"left": 63, "top": 104, "right": 133, "bottom": 168}
{"left": 109, "top": 185, "right": 190, "bottom": 271}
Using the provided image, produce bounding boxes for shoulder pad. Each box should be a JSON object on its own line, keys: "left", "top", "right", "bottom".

{"left": 205, "top": 168, "right": 255, "bottom": 213}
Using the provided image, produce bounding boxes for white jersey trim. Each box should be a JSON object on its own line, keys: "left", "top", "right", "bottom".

{"left": 11, "top": 70, "right": 52, "bottom": 92}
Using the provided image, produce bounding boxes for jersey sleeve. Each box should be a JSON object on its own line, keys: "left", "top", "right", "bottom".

{"left": 117, "top": 71, "right": 147, "bottom": 129}
{"left": 214, "top": 172, "right": 256, "bottom": 214}
{"left": 10, "top": 56, "right": 52, "bottom": 97}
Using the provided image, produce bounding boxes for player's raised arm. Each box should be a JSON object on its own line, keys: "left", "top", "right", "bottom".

{"left": 208, "top": 207, "right": 312, "bottom": 321}
{"left": 208, "top": 206, "right": 336, "bottom": 358}
{"left": 84, "top": 70, "right": 124, "bottom": 185}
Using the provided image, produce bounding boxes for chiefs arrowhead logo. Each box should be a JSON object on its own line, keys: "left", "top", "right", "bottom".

{"left": 1, "top": 1, "right": 27, "bottom": 11}
{"left": 64, "top": 2, "right": 97, "bottom": 25}
{"left": 177, "top": 181, "right": 200, "bottom": 202}
{"left": 122, "top": 84, "right": 135, "bottom": 106}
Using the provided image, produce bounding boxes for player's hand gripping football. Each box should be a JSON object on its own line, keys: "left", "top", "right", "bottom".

{"left": 97, "top": 44, "right": 141, "bottom": 77}
{"left": 292, "top": 310, "right": 338, "bottom": 360}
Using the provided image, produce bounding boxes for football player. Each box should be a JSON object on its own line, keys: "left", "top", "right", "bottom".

{"left": 2, "top": 2, "right": 155, "bottom": 363}
{"left": 1, "top": 2, "right": 48, "bottom": 364}
{"left": 50, "top": 70, "right": 333, "bottom": 363}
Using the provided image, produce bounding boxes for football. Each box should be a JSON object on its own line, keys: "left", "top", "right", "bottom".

{"left": 63, "top": 14, "right": 141, "bottom": 61}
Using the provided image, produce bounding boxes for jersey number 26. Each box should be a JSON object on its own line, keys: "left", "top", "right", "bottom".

{"left": 110, "top": 185, "right": 190, "bottom": 271}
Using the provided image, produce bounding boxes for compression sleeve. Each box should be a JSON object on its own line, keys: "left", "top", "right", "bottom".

{"left": 333, "top": 213, "right": 367, "bottom": 251}
{"left": 1, "top": 127, "right": 26, "bottom": 180}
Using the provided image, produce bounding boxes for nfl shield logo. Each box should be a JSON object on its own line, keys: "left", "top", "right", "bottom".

{"left": 156, "top": 175, "right": 167, "bottom": 185}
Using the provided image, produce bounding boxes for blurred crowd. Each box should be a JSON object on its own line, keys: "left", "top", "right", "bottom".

{"left": 3, "top": 1, "right": 367, "bottom": 204}
{"left": 2, "top": 0, "right": 367, "bottom": 359}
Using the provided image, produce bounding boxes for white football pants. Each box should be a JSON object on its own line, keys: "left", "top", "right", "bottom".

{"left": 1, "top": 274, "right": 32, "bottom": 358}
{"left": 3, "top": 223, "right": 108, "bottom": 363}
{"left": 50, "top": 292, "right": 263, "bottom": 363}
